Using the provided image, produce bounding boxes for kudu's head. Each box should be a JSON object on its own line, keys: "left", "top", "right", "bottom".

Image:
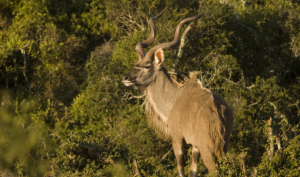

{"left": 122, "top": 9, "right": 204, "bottom": 90}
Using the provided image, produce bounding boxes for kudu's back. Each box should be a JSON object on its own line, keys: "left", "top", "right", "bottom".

{"left": 168, "top": 76, "right": 233, "bottom": 162}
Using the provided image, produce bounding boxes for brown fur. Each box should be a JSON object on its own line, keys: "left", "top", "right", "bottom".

{"left": 166, "top": 74, "right": 233, "bottom": 174}
{"left": 145, "top": 100, "right": 170, "bottom": 140}
{"left": 144, "top": 71, "right": 207, "bottom": 141}
{"left": 122, "top": 11, "right": 232, "bottom": 176}
{"left": 188, "top": 73, "right": 227, "bottom": 159}
{"left": 125, "top": 67, "right": 233, "bottom": 175}
{"left": 166, "top": 69, "right": 200, "bottom": 88}
{"left": 146, "top": 70, "right": 230, "bottom": 161}
{"left": 211, "top": 101, "right": 226, "bottom": 159}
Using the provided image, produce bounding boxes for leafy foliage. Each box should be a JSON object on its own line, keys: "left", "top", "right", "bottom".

{"left": 0, "top": 0, "right": 300, "bottom": 176}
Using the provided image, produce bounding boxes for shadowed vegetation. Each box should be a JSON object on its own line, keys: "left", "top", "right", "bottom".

{"left": 0, "top": 0, "right": 299, "bottom": 176}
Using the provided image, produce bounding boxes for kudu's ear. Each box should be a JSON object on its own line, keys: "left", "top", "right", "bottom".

{"left": 154, "top": 48, "right": 165, "bottom": 67}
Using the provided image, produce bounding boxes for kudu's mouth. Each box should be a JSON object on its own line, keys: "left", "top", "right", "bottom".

{"left": 122, "top": 75, "right": 136, "bottom": 87}
{"left": 122, "top": 80, "right": 135, "bottom": 86}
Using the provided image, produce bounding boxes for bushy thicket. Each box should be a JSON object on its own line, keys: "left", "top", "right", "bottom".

{"left": 0, "top": 0, "right": 300, "bottom": 176}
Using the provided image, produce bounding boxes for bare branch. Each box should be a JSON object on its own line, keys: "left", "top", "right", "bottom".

{"left": 252, "top": 168, "right": 258, "bottom": 177}
{"left": 111, "top": 133, "right": 122, "bottom": 142}
{"left": 232, "top": 7, "right": 258, "bottom": 38}
{"left": 267, "top": 117, "right": 274, "bottom": 161}
{"left": 232, "top": 6, "right": 241, "bottom": 20}
{"left": 22, "top": 43, "right": 31, "bottom": 48}
{"left": 239, "top": 152, "right": 247, "bottom": 177}
{"left": 116, "top": 11, "right": 145, "bottom": 31}
{"left": 19, "top": 48, "right": 32, "bottom": 95}
{"left": 275, "top": 135, "right": 283, "bottom": 155}
{"left": 133, "top": 160, "right": 142, "bottom": 177}
{"left": 173, "top": 23, "right": 193, "bottom": 71}
{"left": 269, "top": 102, "right": 277, "bottom": 113}
{"left": 230, "top": 155, "right": 238, "bottom": 177}
{"left": 237, "top": 23, "right": 258, "bottom": 38}
{"left": 269, "top": 102, "right": 285, "bottom": 155}
{"left": 126, "top": 13, "right": 145, "bottom": 30}
{"left": 43, "top": 141, "right": 55, "bottom": 177}
{"left": 161, "top": 148, "right": 173, "bottom": 161}
{"left": 124, "top": 92, "right": 145, "bottom": 100}
{"left": 221, "top": 76, "right": 255, "bottom": 90}
{"left": 247, "top": 101, "right": 259, "bottom": 107}
{"left": 205, "top": 72, "right": 217, "bottom": 87}
{"left": 282, "top": 128, "right": 289, "bottom": 141}
{"left": 169, "top": 70, "right": 255, "bottom": 90}
{"left": 246, "top": 85, "right": 255, "bottom": 89}
{"left": 130, "top": 94, "right": 145, "bottom": 99}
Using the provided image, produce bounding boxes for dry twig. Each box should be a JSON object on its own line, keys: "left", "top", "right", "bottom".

{"left": 173, "top": 23, "right": 193, "bottom": 71}
{"left": 126, "top": 13, "right": 145, "bottom": 30}
{"left": 124, "top": 92, "right": 145, "bottom": 100}
{"left": 237, "top": 22, "right": 258, "bottom": 38}
{"left": 161, "top": 148, "right": 173, "bottom": 161}
{"left": 269, "top": 102, "right": 284, "bottom": 155}
{"left": 276, "top": 135, "right": 283, "bottom": 155}
{"left": 221, "top": 76, "right": 255, "bottom": 90}
{"left": 239, "top": 152, "right": 247, "bottom": 177}
{"left": 133, "top": 160, "right": 142, "bottom": 177}
{"left": 267, "top": 117, "right": 274, "bottom": 160}
{"left": 43, "top": 141, "right": 55, "bottom": 177}
{"left": 19, "top": 46, "right": 32, "bottom": 95}
{"left": 232, "top": 7, "right": 258, "bottom": 38}
{"left": 252, "top": 168, "right": 258, "bottom": 177}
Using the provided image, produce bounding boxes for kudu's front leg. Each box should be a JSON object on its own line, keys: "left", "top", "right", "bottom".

{"left": 172, "top": 139, "right": 185, "bottom": 177}
{"left": 190, "top": 145, "right": 200, "bottom": 177}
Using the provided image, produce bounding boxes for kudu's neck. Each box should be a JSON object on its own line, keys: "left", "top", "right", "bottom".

{"left": 145, "top": 68, "right": 181, "bottom": 123}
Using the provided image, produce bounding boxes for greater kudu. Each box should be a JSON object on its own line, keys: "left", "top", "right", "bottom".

{"left": 122, "top": 9, "right": 233, "bottom": 177}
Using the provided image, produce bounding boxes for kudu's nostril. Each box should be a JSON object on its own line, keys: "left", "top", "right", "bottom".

{"left": 123, "top": 76, "right": 129, "bottom": 81}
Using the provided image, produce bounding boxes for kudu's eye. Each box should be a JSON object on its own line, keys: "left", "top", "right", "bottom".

{"left": 145, "top": 65, "right": 151, "bottom": 69}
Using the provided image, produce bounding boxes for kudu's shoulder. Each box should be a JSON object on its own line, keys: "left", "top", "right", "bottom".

{"left": 180, "top": 80, "right": 212, "bottom": 98}
{"left": 172, "top": 80, "right": 232, "bottom": 123}
{"left": 177, "top": 79, "right": 228, "bottom": 108}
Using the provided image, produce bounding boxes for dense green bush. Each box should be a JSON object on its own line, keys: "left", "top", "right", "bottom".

{"left": 0, "top": 0, "right": 299, "bottom": 176}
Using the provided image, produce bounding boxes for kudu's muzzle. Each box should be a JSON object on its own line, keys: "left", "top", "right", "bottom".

{"left": 122, "top": 69, "right": 138, "bottom": 87}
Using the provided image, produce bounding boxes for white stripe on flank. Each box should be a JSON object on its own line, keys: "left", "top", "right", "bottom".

{"left": 197, "top": 79, "right": 214, "bottom": 100}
